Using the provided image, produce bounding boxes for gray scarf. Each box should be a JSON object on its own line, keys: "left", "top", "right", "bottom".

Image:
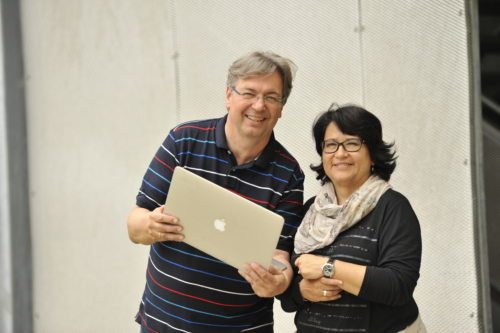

{"left": 294, "top": 175, "right": 391, "bottom": 254}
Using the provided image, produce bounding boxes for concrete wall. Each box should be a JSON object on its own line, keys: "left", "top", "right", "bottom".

{"left": 18, "top": 1, "right": 487, "bottom": 332}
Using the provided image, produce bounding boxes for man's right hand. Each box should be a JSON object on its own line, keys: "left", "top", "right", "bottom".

{"left": 127, "top": 205, "right": 184, "bottom": 245}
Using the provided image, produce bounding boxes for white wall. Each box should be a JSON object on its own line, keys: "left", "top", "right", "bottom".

{"left": 20, "top": 1, "right": 484, "bottom": 332}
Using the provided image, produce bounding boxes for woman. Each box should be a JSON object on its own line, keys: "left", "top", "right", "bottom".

{"left": 279, "top": 105, "right": 426, "bottom": 332}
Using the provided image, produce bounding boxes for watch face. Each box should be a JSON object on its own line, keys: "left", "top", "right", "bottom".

{"left": 323, "top": 264, "right": 333, "bottom": 277}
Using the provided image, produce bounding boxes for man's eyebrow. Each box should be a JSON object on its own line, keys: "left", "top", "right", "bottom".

{"left": 238, "top": 87, "right": 256, "bottom": 92}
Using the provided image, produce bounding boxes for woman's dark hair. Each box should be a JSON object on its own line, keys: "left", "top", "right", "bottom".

{"left": 311, "top": 104, "right": 397, "bottom": 183}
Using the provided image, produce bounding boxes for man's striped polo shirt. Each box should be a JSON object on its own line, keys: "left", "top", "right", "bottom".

{"left": 134, "top": 115, "right": 304, "bottom": 332}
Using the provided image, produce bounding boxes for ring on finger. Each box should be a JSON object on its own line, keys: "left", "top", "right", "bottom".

{"left": 322, "top": 290, "right": 327, "bottom": 297}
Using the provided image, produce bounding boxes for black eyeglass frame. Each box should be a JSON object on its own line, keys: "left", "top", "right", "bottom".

{"left": 321, "top": 138, "right": 365, "bottom": 154}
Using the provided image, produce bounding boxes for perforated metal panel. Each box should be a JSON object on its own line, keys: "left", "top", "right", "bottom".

{"left": 361, "top": 2, "right": 482, "bottom": 331}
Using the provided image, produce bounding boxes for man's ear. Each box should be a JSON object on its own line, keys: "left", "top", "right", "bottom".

{"left": 225, "top": 86, "right": 231, "bottom": 110}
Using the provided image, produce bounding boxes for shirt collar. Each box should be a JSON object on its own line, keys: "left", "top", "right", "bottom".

{"left": 215, "top": 115, "right": 278, "bottom": 168}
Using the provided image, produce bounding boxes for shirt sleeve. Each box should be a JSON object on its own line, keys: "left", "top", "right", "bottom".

{"left": 136, "top": 129, "right": 179, "bottom": 211}
{"left": 277, "top": 251, "right": 308, "bottom": 312}
{"left": 275, "top": 166, "right": 305, "bottom": 253}
{"left": 276, "top": 199, "right": 314, "bottom": 311}
{"left": 358, "top": 195, "right": 422, "bottom": 306}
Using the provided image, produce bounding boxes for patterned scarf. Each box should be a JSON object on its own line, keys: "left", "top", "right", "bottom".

{"left": 294, "top": 175, "right": 391, "bottom": 254}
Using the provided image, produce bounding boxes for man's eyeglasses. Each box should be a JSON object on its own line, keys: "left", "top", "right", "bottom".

{"left": 231, "top": 87, "right": 283, "bottom": 106}
{"left": 322, "top": 138, "right": 364, "bottom": 154}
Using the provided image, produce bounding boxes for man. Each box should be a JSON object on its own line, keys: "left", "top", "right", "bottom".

{"left": 127, "top": 51, "right": 304, "bottom": 332}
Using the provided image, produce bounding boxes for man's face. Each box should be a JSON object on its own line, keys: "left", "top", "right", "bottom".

{"left": 225, "top": 71, "right": 284, "bottom": 144}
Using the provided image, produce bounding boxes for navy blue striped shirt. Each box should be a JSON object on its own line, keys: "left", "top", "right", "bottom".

{"left": 134, "top": 116, "right": 304, "bottom": 332}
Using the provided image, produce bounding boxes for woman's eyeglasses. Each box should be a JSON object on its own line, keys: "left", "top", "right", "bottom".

{"left": 322, "top": 138, "right": 364, "bottom": 154}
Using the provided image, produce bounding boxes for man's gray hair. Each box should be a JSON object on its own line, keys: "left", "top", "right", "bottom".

{"left": 226, "top": 51, "right": 297, "bottom": 105}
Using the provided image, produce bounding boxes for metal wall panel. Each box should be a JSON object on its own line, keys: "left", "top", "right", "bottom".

{"left": 361, "top": 1, "right": 482, "bottom": 331}
{"left": 20, "top": 1, "right": 178, "bottom": 332}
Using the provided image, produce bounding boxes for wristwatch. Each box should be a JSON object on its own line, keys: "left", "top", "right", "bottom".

{"left": 321, "top": 257, "right": 336, "bottom": 278}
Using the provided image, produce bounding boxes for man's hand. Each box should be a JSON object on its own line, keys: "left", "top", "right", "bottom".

{"left": 146, "top": 205, "right": 184, "bottom": 243}
{"left": 238, "top": 250, "right": 292, "bottom": 297}
{"left": 238, "top": 263, "right": 289, "bottom": 298}
{"left": 127, "top": 205, "right": 184, "bottom": 245}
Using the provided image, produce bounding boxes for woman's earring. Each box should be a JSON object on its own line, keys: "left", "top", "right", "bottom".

{"left": 371, "top": 164, "right": 374, "bottom": 173}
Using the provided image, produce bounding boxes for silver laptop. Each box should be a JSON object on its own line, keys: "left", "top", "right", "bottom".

{"left": 163, "top": 166, "right": 286, "bottom": 270}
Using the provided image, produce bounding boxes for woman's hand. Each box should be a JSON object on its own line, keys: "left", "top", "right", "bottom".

{"left": 299, "top": 277, "right": 343, "bottom": 302}
{"left": 296, "top": 253, "right": 367, "bottom": 296}
{"left": 294, "top": 253, "right": 329, "bottom": 280}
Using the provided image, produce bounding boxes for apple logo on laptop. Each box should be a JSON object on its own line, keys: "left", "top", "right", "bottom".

{"left": 213, "top": 218, "right": 226, "bottom": 232}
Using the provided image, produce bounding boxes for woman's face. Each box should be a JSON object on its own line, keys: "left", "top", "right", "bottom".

{"left": 322, "top": 122, "right": 372, "bottom": 194}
